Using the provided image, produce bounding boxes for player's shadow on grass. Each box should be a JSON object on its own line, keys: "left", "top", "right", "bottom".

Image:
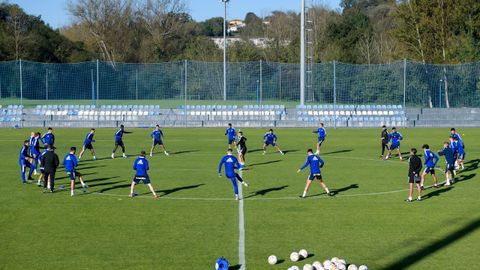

{"left": 423, "top": 186, "right": 454, "bottom": 200}
{"left": 56, "top": 172, "right": 97, "bottom": 180}
{"left": 456, "top": 173, "right": 476, "bottom": 183}
{"left": 87, "top": 176, "right": 120, "bottom": 183}
{"left": 228, "top": 265, "right": 242, "bottom": 270}
{"left": 88, "top": 181, "right": 123, "bottom": 188}
{"left": 80, "top": 157, "right": 112, "bottom": 162}
{"left": 462, "top": 159, "right": 479, "bottom": 173}
{"left": 331, "top": 184, "right": 359, "bottom": 195}
{"left": 322, "top": 149, "right": 353, "bottom": 155}
{"left": 153, "top": 184, "right": 204, "bottom": 196}
{"left": 382, "top": 218, "right": 480, "bottom": 270}
{"left": 165, "top": 150, "right": 199, "bottom": 155}
{"left": 98, "top": 184, "right": 132, "bottom": 193}
{"left": 244, "top": 185, "right": 288, "bottom": 198}
{"left": 248, "top": 160, "right": 282, "bottom": 167}
{"left": 248, "top": 148, "right": 264, "bottom": 153}
{"left": 283, "top": 149, "right": 299, "bottom": 154}
{"left": 76, "top": 165, "right": 106, "bottom": 170}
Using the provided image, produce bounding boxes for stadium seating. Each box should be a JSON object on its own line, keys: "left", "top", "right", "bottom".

{"left": 295, "top": 104, "right": 406, "bottom": 127}
{"left": 178, "top": 104, "right": 286, "bottom": 121}
{"left": 0, "top": 105, "right": 23, "bottom": 124}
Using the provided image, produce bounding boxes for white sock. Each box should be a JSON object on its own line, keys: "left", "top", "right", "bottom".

{"left": 325, "top": 188, "right": 330, "bottom": 194}
{"left": 93, "top": 156, "right": 96, "bottom": 160}
{"left": 302, "top": 191, "right": 307, "bottom": 197}
{"left": 71, "top": 190, "right": 74, "bottom": 196}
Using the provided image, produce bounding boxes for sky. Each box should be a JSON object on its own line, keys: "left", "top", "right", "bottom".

{"left": 5, "top": 0, "right": 341, "bottom": 29}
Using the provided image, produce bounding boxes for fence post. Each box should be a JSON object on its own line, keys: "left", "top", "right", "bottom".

{"left": 135, "top": 69, "right": 138, "bottom": 100}
{"left": 96, "top": 59, "right": 99, "bottom": 108}
{"left": 184, "top": 60, "right": 188, "bottom": 128}
{"left": 260, "top": 60, "right": 263, "bottom": 106}
{"left": 91, "top": 69, "right": 95, "bottom": 104}
{"left": 403, "top": 59, "right": 407, "bottom": 108}
{"left": 333, "top": 60, "right": 337, "bottom": 129}
{"left": 45, "top": 69, "right": 48, "bottom": 100}
{"left": 278, "top": 64, "right": 282, "bottom": 101}
{"left": 19, "top": 59, "right": 23, "bottom": 106}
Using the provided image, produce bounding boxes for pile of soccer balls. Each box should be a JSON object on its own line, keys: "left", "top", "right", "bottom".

{"left": 267, "top": 249, "right": 368, "bottom": 270}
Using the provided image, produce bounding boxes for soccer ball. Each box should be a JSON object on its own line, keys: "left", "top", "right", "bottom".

{"left": 290, "top": 252, "right": 300, "bottom": 262}
{"left": 347, "top": 265, "right": 358, "bottom": 270}
{"left": 331, "top": 257, "right": 339, "bottom": 264}
{"left": 338, "top": 259, "right": 346, "bottom": 265}
{"left": 323, "top": 260, "right": 332, "bottom": 269}
{"left": 337, "top": 264, "right": 346, "bottom": 270}
{"left": 299, "top": 249, "right": 308, "bottom": 258}
{"left": 303, "top": 264, "right": 314, "bottom": 270}
{"left": 358, "top": 266, "right": 368, "bottom": 270}
{"left": 267, "top": 255, "right": 277, "bottom": 265}
{"left": 312, "top": 261, "right": 323, "bottom": 269}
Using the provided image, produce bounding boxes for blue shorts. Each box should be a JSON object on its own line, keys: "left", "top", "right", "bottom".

{"left": 445, "top": 164, "right": 455, "bottom": 172}
{"left": 115, "top": 140, "right": 124, "bottom": 146}
{"left": 67, "top": 171, "right": 81, "bottom": 180}
{"left": 390, "top": 143, "right": 400, "bottom": 150}
{"left": 424, "top": 167, "right": 435, "bottom": 175}
{"left": 265, "top": 141, "right": 276, "bottom": 147}
{"left": 308, "top": 173, "right": 322, "bottom": 181}
{"left": 153, "top": 140, "right": 163, "bottom": 146}
{"left": 228, "top": 138, "right": 236, "bottom": 144}
{"left": 318, "top": 138, "right": 325, "bottom": 145}
{"left": 457, "top": 153, "right": 465, "bottom": 160}
{"left": 133, "top": 175, "right": 151, "bottom": 184}
{"left": 84, "top": 143, "right": 93, "bottom": 150}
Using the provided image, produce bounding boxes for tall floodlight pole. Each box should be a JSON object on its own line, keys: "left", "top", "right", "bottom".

{"left": 222, "top": 0, "right": 229, "bottom": 101}
{"left": 300, "top": 0, "right": 305, "bottom": 106}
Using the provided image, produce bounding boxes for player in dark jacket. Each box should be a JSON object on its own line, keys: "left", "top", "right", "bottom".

{"left": 438, "top": 141, "right": 456, "bottom": 186}
{"left": 237, "top": 131, "right": 247, "bottom": 165}
{"left": 380, "top": 125, "right": 389, "bottom": 159}
{"left": 406, "top": 148, "right": 422, "bottom": 202}
{"left": 41, "top": 145, "right": 59, "bottom": 192}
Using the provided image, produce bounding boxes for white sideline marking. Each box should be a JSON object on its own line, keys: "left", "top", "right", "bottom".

{"left": 238, "top": 171, "right": 246, "bottom": 270}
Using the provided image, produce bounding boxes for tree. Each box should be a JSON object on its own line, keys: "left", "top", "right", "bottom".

{"left": 201, "top": 17, "right": 224, "bottom": 37}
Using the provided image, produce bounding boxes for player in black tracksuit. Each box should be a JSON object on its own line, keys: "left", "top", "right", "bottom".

{"left": 41, "top": 145, "right": 60, "bottom": 192}
{"left": 406, "top": 148, "right": 422, "bottom": 202}
{"left": 381, "top": 125, "right": 390, "bottom": 159}
{"left": 237, "top": 131, "right": 247, "bottom": 165}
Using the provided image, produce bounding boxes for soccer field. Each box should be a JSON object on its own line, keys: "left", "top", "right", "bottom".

{"left": 0, "top": 127, "right": 479, "bottom": 269}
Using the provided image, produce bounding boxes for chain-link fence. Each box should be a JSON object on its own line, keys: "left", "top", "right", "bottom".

{"left": 0, "top": 60, "right": 479, "bottom": 108}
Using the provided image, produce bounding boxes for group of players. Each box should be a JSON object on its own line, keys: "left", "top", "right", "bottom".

{"left": 379, "top": 125, "right": 466, "bottom": 202}
{"left": 18, "top": 122, "right": 466, "bottom": 201}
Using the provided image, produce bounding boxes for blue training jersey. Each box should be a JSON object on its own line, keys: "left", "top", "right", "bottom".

{"left": 151, "top": 129, "right": 164, "bottom": 141}
{"left": 300, "top": 154, "right": 325, "bottom": 174}
{"left": 423, "top": 150, "right": 439, "bottom": 168}
{"left": 38, "top": 150, "right": 48, "bottom": 167}
{"left": 225, "top": 127, "right": 236, "bottom": 140}
{"left": 452, "top": 133, "right": 464, "bottom": 148}
{"left": 218, "top": 155, "right": 242, "bottom": 177}
{"left": 42, "top": 133, "right": 54, "bottom": 146}
{"left": 456, "top": 141, "right": 465, "bottom": 155}
{"left": 115, "top": 129, "right": 125, "bottom": 142}
{"left": 133, "top": 156, "right": 149, "bottom": 176}
{"left": 84, "top": 132, "right": 95, "bottom": 145}
{"left": 263, "top": 133, "right": 277, "bottom": 143}
{"left": 438, "top": 147, "right": 455, "bottom": 165}
{"left": 63, "top": 153, "right": 78, "bottom": 172}
{"left": 389, "top": 131, "right": 403, "bottom": 145}
{"left": 19, "top": 145, "right": 29, "bottom": 161}
{"left": 313, "top": 127, "right": 327, "bottom": 139}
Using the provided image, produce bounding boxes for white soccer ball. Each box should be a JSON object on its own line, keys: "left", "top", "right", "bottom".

{"left": 290, "top": 252, "right": 300, "bottom": 262}
{"left": 323, "top": 260, "right": 332, "bottom": 269}
{"left": 299, "top": 249, "right": 308, "bottom": 258}
{"left": 338, "top": 259, "right": 346, "bottom": 266}
{"left": 337, "top": 264, "right": 346, "bottom": 270}
{"left": 312, "top": 261, "right": 323, "bottom": 269}
{"left": 303, "top": 264, "right": 314, "bottom": 270}
{"left": 358, "top": 265, "right": 368, "bottom": 270}
{"left": 331, "top": 257, "right": 339, "bottom": 264}
{"left": 347, "top": 265, "right": 358, "bottom": 270}
{"left": 267, "top": 255, "right": 277, "bottom": 265}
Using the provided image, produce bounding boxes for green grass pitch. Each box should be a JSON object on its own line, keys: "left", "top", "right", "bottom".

{"left": 0, "top": 127, "right": 479, "bottom": 269}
